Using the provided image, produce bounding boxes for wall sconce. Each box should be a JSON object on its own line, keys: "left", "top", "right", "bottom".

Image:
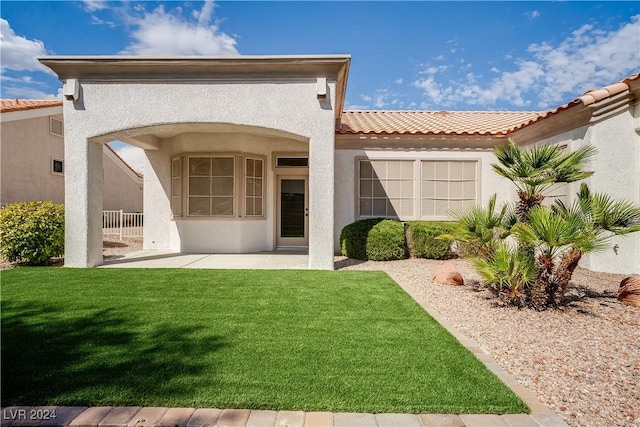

{"left": 63, "top": 79, "right": 79, "bottom": 101}
{"left": 316, "top": 77, "right": 327, "bottom": 99}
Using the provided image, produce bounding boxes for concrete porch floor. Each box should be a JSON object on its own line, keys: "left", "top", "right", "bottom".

{"left": 100, "top": 250, "right": 310, "bottom": 269}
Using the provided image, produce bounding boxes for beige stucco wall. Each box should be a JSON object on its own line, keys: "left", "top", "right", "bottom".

{"left": 1, "top": 114, "right": 65, "bottom": 205}
{"left": 145, "top": 131, "right": 308, "bottom": 253}
{"left": 102, "top": 148, "right": 143, "bottom": 212}
{"left": 1, "top": 113, "right": 143, "bottom": 212}
{"left": 519, "top": 108, "right": 640, "bottom": 275}
{"left": 333, "top": 145, "right": 513, "bottom": 252}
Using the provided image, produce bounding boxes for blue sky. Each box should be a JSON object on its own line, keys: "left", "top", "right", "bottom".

{"left": 1, "top": 1, "right": 638, "bottom": 171}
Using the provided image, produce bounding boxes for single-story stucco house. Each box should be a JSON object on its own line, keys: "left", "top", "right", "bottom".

{"left": 1, "top": 99, "right": 143, "bottom": 212}
{"left": 38, "top": 55, "right": 640, "bottom": 274}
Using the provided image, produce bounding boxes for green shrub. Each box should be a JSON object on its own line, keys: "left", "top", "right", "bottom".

{"left": 406, "top": 221, "right": 457, "bottom": 259}
{"left": 340, "top": 218, "right": 384, "bottom": 260}
{"left": 366, "top": 219, "right": 407, "bottom": 261}
{"left": 0, "top": 201, "right": 64, "bottom": 265}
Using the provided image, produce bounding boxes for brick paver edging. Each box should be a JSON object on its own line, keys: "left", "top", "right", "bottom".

{"left": 1, "top": 406, "right": 569, "bottom": 427}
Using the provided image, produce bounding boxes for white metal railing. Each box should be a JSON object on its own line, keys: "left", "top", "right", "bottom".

{"left": 103, "top": 210, "right": 143, "bottom": 240}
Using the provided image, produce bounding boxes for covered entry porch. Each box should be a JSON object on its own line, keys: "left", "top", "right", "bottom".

{"left": 40, "top": 55, "right": 351, "bottom": 270}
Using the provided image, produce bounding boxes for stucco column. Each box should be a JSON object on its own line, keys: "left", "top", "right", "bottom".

{"left": 308, "top": 133, "right": 335, "bottom": 270}
{"left": 64, "top": 134, "right": 103, "bottom": 267}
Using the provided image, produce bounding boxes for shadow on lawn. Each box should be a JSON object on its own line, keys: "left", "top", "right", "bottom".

{"left": 1, "top": 301, "right": 226, "bottom": 406}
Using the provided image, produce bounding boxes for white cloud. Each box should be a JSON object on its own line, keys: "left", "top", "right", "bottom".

{"left": 344, "top": 102, "right": 370, "bottom": 110}
{"left": 111, "top": 144, "right": 145, "bottom": 174}
{"left": 3, "top": 85, "right": 61, "bottom": 100}
{"left": 395, "top": 78, "right": 403, "bottom": 84}
{"left": 412, "top": 15, "right": 640, "bottom": 109}
{"left": 526, "top": 10, "right": 541, "bottom": 19}
{"left": 0, "top": 19, "right": 52, "bottom": 74}
{"left": 120, "top": 2, "right": 238, "bottom": 56}
{"left": 82, "top": 1, "right": 108, "bottom": 12}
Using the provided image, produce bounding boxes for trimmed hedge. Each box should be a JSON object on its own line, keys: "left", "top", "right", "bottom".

{"left": 0, "top": 201, "right": 64, "bottom": 265}
{"left": 340, "top": 218, "right": 406, "bottom": 261}
{"left": 340, "top": 218, "right": 384, "bottom": 260}
{"left": 406, "top": 221, "right": 457, "bottom": 259}
{"left": 366, "top": 220, "right": 407, "bottom": 261}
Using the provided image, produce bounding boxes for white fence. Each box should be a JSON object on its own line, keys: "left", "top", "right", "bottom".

{"left": 103, "top": 210, "right": 143, "bottom": 240}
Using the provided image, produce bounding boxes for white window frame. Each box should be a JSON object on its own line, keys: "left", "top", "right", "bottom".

{"left": 356, "top": 158, "right": 416, "bottom": 220}
{"left": 170, "top": 153, "right": 266, "bottom": 220}
{"left": 354, "top": 158, "right": 481, "bottom": 221}
{"left": 187, "top": 155, "right": 236, "bottom": 218}
{"left": 244, "top": 156, "right": 265, "bottom": 218}
{"left": 420, "top": 159, "right": 479, "bottom": 220}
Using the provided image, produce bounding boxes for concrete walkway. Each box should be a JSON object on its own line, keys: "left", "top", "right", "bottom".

{"left": 1, "top": 406, "right": 569, "bottom": 427}
{"left": 100, "top": 251, "right": 309, "bottom": 269}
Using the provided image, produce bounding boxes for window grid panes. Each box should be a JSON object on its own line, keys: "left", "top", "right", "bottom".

{"left": 358, "top": 160, "right": 414, "bottom": 218}
{"left": 245, "top": 158, "right": 264, "bottom": 217}
{"left": 171, "top": 158, "right": 182, "bottom": 216}
{"left": 188, "top": 156, "right": 235, "bottom": 217}
{"left": 421, "top": 160, "right": 477, "bottom": 218}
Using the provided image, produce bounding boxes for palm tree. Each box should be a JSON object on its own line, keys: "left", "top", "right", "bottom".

{"left": 492, "top": 139, "right": 597, "bottom": 222}
{"left": 446, "top": 194, "right": 516, "bottom": 256}
{"left": 513, "top": 184, "right": 640, "bottom": 309}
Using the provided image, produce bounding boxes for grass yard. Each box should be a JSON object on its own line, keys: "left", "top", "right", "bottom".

{"left": 1, "top": 268, "right": 527, "bottom": 414}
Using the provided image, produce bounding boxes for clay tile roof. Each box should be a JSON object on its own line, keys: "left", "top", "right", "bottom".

{"left": 0, "top": 99, "right": 62, "bottom": 113}
{"left": 508, "top": 72, "right": 640, "bottom": 132}
{"left": 337, "top": 110, "right": 543, "bottom": 136}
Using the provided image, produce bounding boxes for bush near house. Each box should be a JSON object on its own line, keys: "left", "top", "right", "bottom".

{"left": 0, "top": 201, "right": 64, "bottom": 266}
{"left": 340, "top": 218, "right": 384, "bottom": 260}
{"left": 406, "top": 221, "right": 457, "bottom": 259}
{"left": 340, "top": 218, "right": 407, "bottom": 261}
{"left": 366, "top": 219, "right": 407, "bottom": 261}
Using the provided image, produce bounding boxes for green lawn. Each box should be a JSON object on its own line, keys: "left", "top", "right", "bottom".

{"left": 1, "top": 268, "right": 527, "bottom": 413}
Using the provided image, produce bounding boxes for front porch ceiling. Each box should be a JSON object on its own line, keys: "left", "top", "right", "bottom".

{"left": 90, "top": 122, "right": 311, "bottom": 149}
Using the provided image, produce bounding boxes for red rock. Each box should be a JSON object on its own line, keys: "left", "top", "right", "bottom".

{"left": 618, "top": 276, "right": 640, "bottom": 307}
{"left": 431, "top": 261, "right": 464, "bottom": 286}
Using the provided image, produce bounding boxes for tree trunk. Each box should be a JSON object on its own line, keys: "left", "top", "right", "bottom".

{"left": 516, "top": 191, "right": 544, "bottom": 223}
{"left": 551, "top": 249, "right": 582, "bottom": 306}
{"left": 530, "top": 254, "right": 554, "bottom": 311}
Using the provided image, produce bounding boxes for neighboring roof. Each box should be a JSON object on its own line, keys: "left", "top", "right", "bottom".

{"left": 337, "top": 110, "right": 543, "bottom": 136}
{"left": 0, "top": 99, "right": 62, "bottom": 113}
{"left": 104, "top": 143, "right": 144, "bottom": 179}
{"left": 337, "top": 72, "right": 639, "bottom": 137}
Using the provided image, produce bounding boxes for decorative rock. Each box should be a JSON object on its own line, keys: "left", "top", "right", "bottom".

{"left": 618, "top": 276, "right": 640, "bottom": 307}
{"left": 431, "top": 262, "right": 464, "bottom": 286}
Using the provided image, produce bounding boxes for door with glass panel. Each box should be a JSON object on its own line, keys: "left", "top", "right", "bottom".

{"left": 276, "top": 176, "right": 308, "bottom": 248}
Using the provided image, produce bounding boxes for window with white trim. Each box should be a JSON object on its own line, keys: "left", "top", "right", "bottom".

{"left": 358, "top": 160, "right": 414, "bottom": 218}
{"left": 171, "top": 158, "right": 182, "bottom": 216}
{"left": 188, "top": 156, "right": 235, "bottom": 217}
{"left": 245, "top": 157, "right": 264, "bottom": 217}
{"left": 171, "top": 153, "right": 266, "bottom": 219}
{"left": 51, "top": 158, "right": 64, "bottom": 175}
{"left": 421, "top": 160, "right": 477, "bottom": 218}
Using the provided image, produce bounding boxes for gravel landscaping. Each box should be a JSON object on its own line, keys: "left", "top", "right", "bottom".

{"left": 336, "top": 257, "right": 639, "bottom": 427}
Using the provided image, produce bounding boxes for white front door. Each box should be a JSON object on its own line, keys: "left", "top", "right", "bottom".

{"left": 276, "top": 175, "right": 309, "bottom": 248}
